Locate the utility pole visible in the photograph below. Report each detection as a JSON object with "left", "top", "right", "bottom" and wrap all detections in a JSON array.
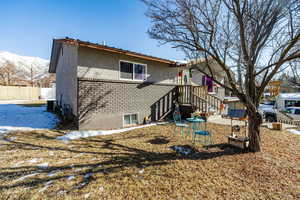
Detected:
[{"left": 30, "top": 66, "right": 33, "bottom": 86}]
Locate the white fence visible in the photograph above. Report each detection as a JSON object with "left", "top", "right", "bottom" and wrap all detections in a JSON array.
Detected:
[
  {"left": 41, "top": 87, "right": 56, "bottom": 100},
  {"left": 0, "top": 86, "right": 55, "bottom": 100}
]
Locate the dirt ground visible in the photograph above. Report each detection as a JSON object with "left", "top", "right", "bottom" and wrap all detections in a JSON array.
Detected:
[{"left": 0, "top": 123, "right": 299, "bottom": 200}]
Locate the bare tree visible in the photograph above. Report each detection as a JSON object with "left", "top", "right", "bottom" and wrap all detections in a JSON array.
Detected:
[
  {"left": 288, "top": 62, "right": 300, "bottom": 87},
  {"left": 0, "top": 61, "right": 21, "bottom": 85},
  {"left": 143, "top": 0, "right": 300, "bottom": 152}
]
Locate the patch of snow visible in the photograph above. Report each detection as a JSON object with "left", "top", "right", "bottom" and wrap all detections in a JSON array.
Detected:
[
  {"left": 37, "top": 162, "right": 49, "bottom": 169},
  {"left": 45, "top": 180, "right": 53, "bottom": 186},
  {"left": 14, "top": 173, "right": 38, "bottom": 182},
  {"left": 39, "top": 185, "right": 50, "bottom": 193},
  {"left": 84, "top": 173, "right": 93, "bottom": 179},
  {"left": 57, "top": 123, "right": 156, "bottom": 141},
  {"left": 157, "top": 121, "right": 170, "bottom": 125},
  {"left": 0, "top": 104, "right": 59, "bottom": 136},
  {"left": 84, "top": 193, "right": 90, "bottom": 199},
  {"left": 48, "top": 171, "right": 59, "bottom": 177},
  {"left": 288, "top": 129, "right": 300, "bottom": 135},
  {"left": 28, "top": 158, "right": 42, "bottom": 163},
  {"left": 0, "top": 100, "right": 41, "bottom": 105},
  {"left": 99, "top": 186, "right": 104, "bottom": 192},
  {"left": 138, "top": 169, "right": 144, "bottom": 174},
  {"left": 0, "top": 127, "right": 35, "bottom": 135},
  {"left": 67, "top": 175, "right": 75, "bottom": 180}
]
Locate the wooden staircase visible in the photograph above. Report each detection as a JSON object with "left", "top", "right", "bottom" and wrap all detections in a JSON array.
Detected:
[
  {"left": 150, "top": 85, "right": 223, "bottom": 121},
  {"left": 151, "top": 87, "right": 179, "bottom": 121},
  {"left": 178, "top": 85, "right": 223, "bottom": 114}
]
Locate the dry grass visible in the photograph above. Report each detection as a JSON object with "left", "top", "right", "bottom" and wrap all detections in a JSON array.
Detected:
[{"left": 0, "top": 123, "right": 299, "bottom": 200}]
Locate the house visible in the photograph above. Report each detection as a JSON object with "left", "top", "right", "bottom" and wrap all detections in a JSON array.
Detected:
[{"left": 49, "top": 38, "right": 229, "bottom": 130}]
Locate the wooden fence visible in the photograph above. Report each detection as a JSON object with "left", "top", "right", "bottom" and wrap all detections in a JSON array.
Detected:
[
  {"left": 277, "top": 111, "right": 300, "bottom": 128},
  {"left": 0, "top": 86, "right": 41, "bottom": 100}
]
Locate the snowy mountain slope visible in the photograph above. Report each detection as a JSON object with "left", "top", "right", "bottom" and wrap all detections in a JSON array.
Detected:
[{"left": 0, "top": 51, "right": 49, "bottom": 81}]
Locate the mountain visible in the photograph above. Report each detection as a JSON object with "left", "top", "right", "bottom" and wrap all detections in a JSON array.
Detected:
[{"left": 0, "top": 51, "right": 53, "bottom": 86}]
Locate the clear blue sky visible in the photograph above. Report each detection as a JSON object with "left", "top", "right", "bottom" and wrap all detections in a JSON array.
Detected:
[{"left": 0, "top": 0, "right": 184, "bottom": 61}]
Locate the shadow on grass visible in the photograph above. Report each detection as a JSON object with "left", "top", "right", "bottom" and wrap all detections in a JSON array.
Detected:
[
  {"left": 0, "top": 132, "right": 246, "bottom": 192},
  {"left": 147, "top": 136, "right": 170, "bottom": 144}
]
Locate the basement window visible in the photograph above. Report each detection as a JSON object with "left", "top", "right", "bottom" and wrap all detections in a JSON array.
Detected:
[
  {"left": 120, "top": 61, "right": 147, "bottom": 81},
  {"left": 123, "top": 114, "right": 138, "bottom": 126}
]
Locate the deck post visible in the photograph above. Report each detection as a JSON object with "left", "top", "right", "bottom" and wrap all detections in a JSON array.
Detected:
[{"left": 190, "top": 85, "right": 193, "bottom": 105}]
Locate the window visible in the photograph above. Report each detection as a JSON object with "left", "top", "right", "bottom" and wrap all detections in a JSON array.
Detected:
[
  {"left": 295, "top": 109, "right": 300, "bottom": 115},
  {"left": 123, "top": 114, "right": 138, "bottom": 126},
  {"left": 120, "top": 61, "right": 133, "bottom": 79},
  {"left": 120, "top": 61, "right": 147, "bottom": 81},
  {"left": 285, "top": 100, "right": 300, "bottom": 107},
  {"left": 134, "top": 64, "right": 146, "bottom": 80}
]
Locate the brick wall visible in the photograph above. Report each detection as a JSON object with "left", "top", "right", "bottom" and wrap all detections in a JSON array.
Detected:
[{"left": 78, "top": 78, "right": 177, "bottom": 130}]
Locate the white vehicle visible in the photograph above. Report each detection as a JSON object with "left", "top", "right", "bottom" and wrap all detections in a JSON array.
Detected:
[
  {"left": 276, "top": 93, "right": 300, "bottom": 110},
  {"left": 258, "top": 93, "right": 300, "bottom": 122},
  {"left": 284, "top": 107, "right": 300, "bottom": 120}
]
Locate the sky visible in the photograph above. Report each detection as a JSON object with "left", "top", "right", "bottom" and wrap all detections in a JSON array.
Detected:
[{"left": 0, "top": 0, "right": 185, "bottom": 61}]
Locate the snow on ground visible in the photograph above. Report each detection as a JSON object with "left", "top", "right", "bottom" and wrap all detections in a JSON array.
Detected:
[
  {"left": 67, "top": 175, "right": 75, "bottom": 180},
  {"left": 28, "top": 158, "right": 43, "bottom": 163},
  {"left": 57, "top": 123, "right": 156, "bottom": 141},
  {"left": 14, "top": 173, "right": 38, "bottom": 183},
  {"left": 0, "top": 100, "right": 44, "bottom": 104},
  {"left": 37, "top": 162, "right": 49, "bottom": 169},
  {"left": 288, "top": 129, "right": 300, "bottom": 135},
  {"left": 0, "top": 104, "right": 59, "bottom": 136}
]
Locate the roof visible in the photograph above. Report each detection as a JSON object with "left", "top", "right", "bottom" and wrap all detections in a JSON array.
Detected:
[{"left": 49, "top": 37, "right": 181, "bottom": 73}]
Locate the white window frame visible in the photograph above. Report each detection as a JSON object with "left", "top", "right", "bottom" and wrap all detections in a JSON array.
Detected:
[
  {"left": 119, "top": 60, "right": 147, "bottom": 81},
  {"left": 123, "top": 113, "right": 138, "bottom": 127}
]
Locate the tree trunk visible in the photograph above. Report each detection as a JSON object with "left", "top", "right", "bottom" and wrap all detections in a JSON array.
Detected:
[{"left": 248, "top": 111, "right": 262, "bottom": 152}]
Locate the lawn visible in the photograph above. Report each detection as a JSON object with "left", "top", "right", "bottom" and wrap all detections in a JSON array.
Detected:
[{"left": 0, "top": 123, "right": 299, "bottom": 200}]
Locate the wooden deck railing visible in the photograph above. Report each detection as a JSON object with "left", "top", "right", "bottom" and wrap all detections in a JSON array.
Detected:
[
  {"left": 151, "top": 87, "right": 179, "bottom": 121},
  {"left": 151, "top": 85, "right": 223, "bottom": 121},
  {"left": 192, "top": 93, "right": 208, "bottom": 112},
  {"left": 178, "top": 85, "right": 223, "bottom": 113},
  {"left": 178, "top": 85, "right": 192, "bottom": 104}
]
